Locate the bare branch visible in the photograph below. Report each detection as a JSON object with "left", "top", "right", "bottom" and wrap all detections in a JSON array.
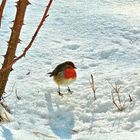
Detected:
[
  {"left": 0, "top": 0, "right": 30, "bottom": 98},
  {"left": 0, "top": 0, "right": 6, "bottom": 28},
  {"left": 12, "top": 0, "right": 53, "bottom": 64},
  {"left": 0, "top": 0, "right": 53, "bottom": 73}
]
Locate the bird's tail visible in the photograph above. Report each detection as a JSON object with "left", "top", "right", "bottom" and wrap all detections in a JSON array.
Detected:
[{"left": 48, "top": 72, "right": 53, "bottom": 77}]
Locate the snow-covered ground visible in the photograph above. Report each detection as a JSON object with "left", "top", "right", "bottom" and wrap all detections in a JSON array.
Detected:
[{"left": 0, "top": 0, "right": 140, "bottom": 139}]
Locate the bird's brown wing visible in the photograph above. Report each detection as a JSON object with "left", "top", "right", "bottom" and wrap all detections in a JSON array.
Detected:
[{"left": 48, "top": 63, "right": 64, "bottom": 77}]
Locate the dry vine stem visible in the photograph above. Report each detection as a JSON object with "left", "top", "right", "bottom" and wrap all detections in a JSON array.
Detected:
[
  {"left": 89, "top": 74, "right": 97, "bottom": 100},
  {"left": 0, "top": 0, "right": 6, "bottom": 27},
  {"left": 108, "top": 81, "right": 133, "bottom": 111}
]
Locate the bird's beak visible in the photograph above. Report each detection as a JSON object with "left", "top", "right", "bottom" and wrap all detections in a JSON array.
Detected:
[{"left": 74, "top": 66, "right": 77, "bottom": 69}]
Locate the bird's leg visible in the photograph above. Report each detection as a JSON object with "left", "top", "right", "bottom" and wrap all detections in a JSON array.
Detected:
[
  {"left": 58, "top": 86, "right": 63, "bottom": 96},
  {"left": 67, "top": 86, "right": 73, "bottom": 94}
]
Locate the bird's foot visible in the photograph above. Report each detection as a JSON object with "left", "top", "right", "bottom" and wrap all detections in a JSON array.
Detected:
[
  {"left": 67, "top": 87, "right": 73, "bottom": 94},
  {"left": 58, "top": 91, "right": 63, "bottom": 96}
]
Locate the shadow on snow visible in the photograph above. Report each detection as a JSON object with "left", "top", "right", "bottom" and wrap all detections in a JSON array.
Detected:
[
  {"left": 45, "top": 92, "right": 74, "bottom": 139},
  {"left": 1, "top": 126, "right": 13, "bottom": 140}
]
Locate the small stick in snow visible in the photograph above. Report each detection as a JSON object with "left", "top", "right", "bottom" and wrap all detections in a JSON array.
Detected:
[
  {"left": 89, "top": 74, "right": 97, "bottom": 100},
  {"left": 111, "top": 92, "right": 124, "bottom": 111},
  {"left": 15, "top": 89, "right": 21, "bottom": 100},
  {"left": 129, "top": 94, "right": 133, "bottom": 102},
  {"left": 72, "top": 129, "right": 79, "bottom": 134},
  {"left": 26, "top": 71, "right": 30, "bottom": 75},
  {"left": 33, "top": 131, "right": 57, "bottom": 139}
]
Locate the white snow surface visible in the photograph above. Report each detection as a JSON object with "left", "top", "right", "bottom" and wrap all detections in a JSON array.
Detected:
[{"left": 0, "top": 0, "right": 140, "bottom": 139}]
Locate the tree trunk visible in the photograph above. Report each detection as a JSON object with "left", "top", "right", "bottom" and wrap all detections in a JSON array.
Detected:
[{"left": 0, "top": 0, "right": 29, "bottom": 99}]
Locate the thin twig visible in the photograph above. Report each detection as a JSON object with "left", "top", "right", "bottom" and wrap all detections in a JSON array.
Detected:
[
  {"left": 129, "top": 94, "right": 133, "bottom": 102},
  {"left": 108, "top": 80, "right": 133, "bottom": 111},
  {"left": 3, "top": 111, "right": 10, "bottom": 121},
  {"left": 0, "top": 0, "right": 6, "bottom": 27},
  {"left": 33, "top": 131, "right": 57, "bottom": 139},
  {"left": 72, "top": 129, "right": 79, "bottom": 134},
  {"left": 108, "top": 80, "right": 124, "bottom": 111},
  {"left": 114, "top": 83, "right": 122, "bottom": 107},
  {"left": 1, "top": 102, "right": 11, "bottom": 113},
  {"left": 15, "top": 88, "right": 21, "bottom": 100},
  {"left": 0, "top": 103, "right": 10, "bottom": 122},
  {"left": 112, "top": 92, "right": 123, "bottom": 111},
  {"left": 89, "top": 74, "right": 97, "bottom": 100}
]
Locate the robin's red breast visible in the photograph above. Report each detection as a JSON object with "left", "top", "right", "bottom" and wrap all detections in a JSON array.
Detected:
[{"left": 48, "top": 61, "right": 77, "bottom": 96}]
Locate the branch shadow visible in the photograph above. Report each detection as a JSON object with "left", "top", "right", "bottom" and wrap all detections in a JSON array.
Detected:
[
  {"left": 45, "top": 92, "right": 74, "bottom": 139},
  {"left": 1, "top": 126, "right": 13, "bottom": 140}
]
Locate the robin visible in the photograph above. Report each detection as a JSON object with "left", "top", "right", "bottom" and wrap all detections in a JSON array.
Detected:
[{"left": 48, "top": 61, "right": 77, "bottom": 96}]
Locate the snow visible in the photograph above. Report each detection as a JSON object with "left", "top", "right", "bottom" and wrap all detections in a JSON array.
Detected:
[{"left": 0, "top": 0, "right": 140, "bottom": 139}]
